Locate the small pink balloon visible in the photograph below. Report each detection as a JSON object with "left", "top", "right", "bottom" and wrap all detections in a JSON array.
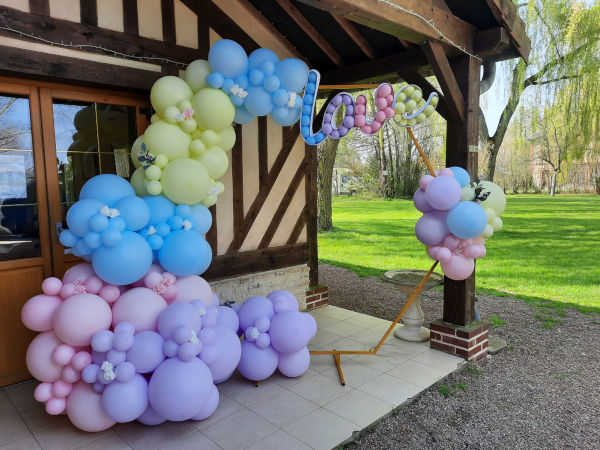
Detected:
[
  {"left": 356, "top": 95, "right": 366, "bottom": 105},
  {"left": 59, "top": 283, "right": 76, "bottom": 299},
  {"left": 376, "top": 97, "right": 387, "bottom": 110},
  {"left": 63, "top": 263, "right": 95, "bottom": 284},
  {"left": 437, "top": 247, "right": 453, "bottom": 263},
  {"left": 386, "top": 94, "right": 394, "bottom": 104},
  {"left": 112, "top": 287, "right": 167, "bottom": 332},
  {"left": 439, "top": 167, "right": 454, "bottom": 177},
  {"left": 53, "top": 294, "right": 112, "bottom": 347},
  {"left": 443, "top": 234, "right": 462, "bottom": 250},
  {"left": 34, "top": 382, "right": 53, "bottom": 402},
  {"left": 173, "top": 276, "right": 212, "bottom": 305},
  {"left": 71, "top": 351, "right": 92, "bottom": 371},
  {"left": 419, "top": 175, "right": 434, "bottom": 190},
  {"left": 21, "top": 294, "right": 62, "bottom": 332},
  {"left": 144, "top": 271, "right": 163, "bottom": 289},
  {"left": 374, "top": 111, "right": 386, "bottom": 123},
  {"left": 427, "top": 247, "right": 439, "bottom": 260},
  {"left": 99, "top": 285, "right": 120, "bottom": 303},
  {"left": 378, "top": 84, "right": 392, "bottom": 97},
  {"left": 361, "top": 125, "right": 372, "bottom": 134},
  {"left": 62, "top": 365, "right": 80, "bottom": 383},
  {"left": 472, "top": 237, "right": 485, "bottom": 246},
  {"left": 42, "top": 277, "right": 62, "bottom": 296},
  {"left": 371, "top": 121, "right": 382, "bottom": 132},
  {"left": 86, "top": 276, "right": 103, "bottom": 294},
  {"left": 354, "top": 115, "right": 366, "bottom": 127},
  {"left": 46, "top": 397, "right": 67, "bottom": 415},
  {"left": 52, "top": 344, "right": 75, "bottom": 366},
  {"left": 441, "top": 255, "right": 474, "bottom": 281},
  {"left": 26, "top": 331, "right": 64, "bottom": 382},
  {"left": 67, "top": 382, "right": 115, "bottom": 432},
  {"left": 384, "top": 107, "right": 395, "bottom": 118},
  {"left": 52, "top": 379, "right": 72, "bottom": 398},
  {"left": 465, "top": 244, "right": 486, "bottom": 259},
  {"left": 355, "top": 104, "right": 366, "bottom": 115},
  {"left": 163, "top": 285, "right": 177, "bottom": 302}
]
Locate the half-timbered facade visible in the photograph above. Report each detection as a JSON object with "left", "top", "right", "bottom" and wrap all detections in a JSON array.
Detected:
[{"left": 0, "top": 0, "right": 529, "bottom": 386}]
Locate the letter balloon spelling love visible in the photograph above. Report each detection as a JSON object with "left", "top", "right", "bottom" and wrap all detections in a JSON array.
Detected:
[{"left": 412, "top": 167, "right": 507, "bottom": 280}]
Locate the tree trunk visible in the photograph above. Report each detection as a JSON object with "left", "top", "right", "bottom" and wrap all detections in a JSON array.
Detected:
[
  {"left": 317, "top": 137, "right": 339, "bottom": 232},
  {"left": 550, "top": 170, "right": 559, "bottom": 196}
]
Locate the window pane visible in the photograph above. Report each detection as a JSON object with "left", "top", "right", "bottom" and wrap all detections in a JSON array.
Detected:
[{"left": 0, "top": 95, "right": 40, "bottom": 260}]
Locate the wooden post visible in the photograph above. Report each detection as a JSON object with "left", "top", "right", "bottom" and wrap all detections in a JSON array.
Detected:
[
  {"left": 443, "top": 55, "right": 481, "bottom": 326},
  {"left": 305, "top": 142, "right": 318, "bottom": 286}
]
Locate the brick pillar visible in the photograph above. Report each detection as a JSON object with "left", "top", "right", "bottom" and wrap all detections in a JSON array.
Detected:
[
  {"left": 305, "top": 286, "right": 328, "bottom": 310},
  {"left": 430, "top": 319, "right": 489, "bottom": 361}
]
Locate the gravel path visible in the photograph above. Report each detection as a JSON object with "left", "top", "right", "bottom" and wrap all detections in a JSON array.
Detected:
[{"left": 319, "top": 263, "right": 600, "bottom": 450}]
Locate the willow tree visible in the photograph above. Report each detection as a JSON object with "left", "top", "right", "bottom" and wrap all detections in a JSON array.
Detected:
[{"left": 481, "top": 0, "right": 600, "bottom": 181}]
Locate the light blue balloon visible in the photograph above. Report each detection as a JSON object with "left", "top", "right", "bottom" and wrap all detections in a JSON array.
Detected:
[
  {"left": 143, "top": 196, "right": 175, "bottom": 225},
  {"left": 158, "top": 230, "right": 211, "bottom": 276},
  {"left": 147, "top": 234, "right": 163, "bottom": 251},
  {"left": 222, "top": 78, "right": 235, "bottom": 94},
  {"left": 276, "top": 58, "right": 309, "bottom": 92},
  {"left": 450, "top": 166, "right": 471, "bottom": 188},
  {"left": 155, "top": 222, "right": 171, "bottom": 237},
  {"left": 196, "top": 238, "right": 213, "bottom": 275},
  {"left": 175, "top": 204, "right": 191, "bottom": 218},
  {"left": 190, "top": 204, "right": 212, "bottom": 235},
  {"left": 79, "top": 174, "right": 135, "bottom": 206},
  {"left": 446, "top": 201, "right": 488, "bottom": 239},
  {"left": 101, "top": 228, "right": 122, "bottom": 247},
  {"left": 89, "top": 213, "right": 109, "bottom": 232},
  {"left": 271, "top": 106, "right": 301, "bottom": 127},
  {"left": 59, "top": 229, "right": 78, "bottom": 247},
  {"left": 115, "top": 196, "right": 150, "bottom": 231},
  {"left": 234, "top": 105, "right": 255, "bottom": 125},
  {"left": 206, "top": 72, "right": 224, "bottom": 88},
  {"left": 245, "top": 86, "right": 274, "bottom": 116},
  {"left": 230, "top": 95, "right": 244, "bottom": 106},
  {"left": 249, "top": 69, "right": 264, "bottom": 86},
  {"left": 264, "top": 75, "right": 280, "bottom": 92},
  {"left": 66, "top": 198, "right": 104, "bottom": 237},
  {"left": 273, "top": 89, "right": 289, "bottom": 107},
  {"left": 92, "top": 231, "right": 152, "bottom": 285},
  {"left": 234, "top": 74, "right": 249, "bottom": 90},
  {"left": 248, "top": 48, "right": 279, "bottom": 71},
  {"left": 259, "top": 60, "right": 276, "bottom": 75},
  {"left": 208, "top": 39, "right": 248, "bottom": 78},
  {"left": 75, "top": 239, "right": 92, "bottom": 256},
  {"left": 84, "top": 231, "right": 101, "bottom": 249},
  {"left": 167, "top": 215, "right": 183, "bottom": 230}
]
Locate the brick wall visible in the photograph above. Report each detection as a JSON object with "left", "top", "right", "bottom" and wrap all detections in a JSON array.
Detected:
[
  {"left": 429, "top": 319, "right": 489, "bottom": 361},
  {"left": 305, "top": 285, "right": 329, "bottom": 310},
  {"left": 209, "top": 265, "right": 310, "bottom": 310}
]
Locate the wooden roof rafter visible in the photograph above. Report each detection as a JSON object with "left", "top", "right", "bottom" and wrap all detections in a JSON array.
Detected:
[{"left": 331, "top": 15, "right": 377, "bottom": 60}]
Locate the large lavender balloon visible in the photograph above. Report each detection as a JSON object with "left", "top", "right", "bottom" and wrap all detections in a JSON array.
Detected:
[
  {"left": 237, "top": 340, "right": 279, "bottom": 381},
  {"left": 206, "top": 325, "right": 241, "bottom": 383},
  {"left": 268, "top": 311, "right": 313, "bottom": 354},
  {"left": 424, "top": 175, "right": 461, "bottom": 210},
  {"left": 101, "top": 374, "right": 148, "bottom": 423},
  {"left": 415, "top": 211, "right": 449, "bottom": 246},
  {"left": 278, "top": 347, "right": 310, "bottom": 377},
  {"left": 237, "top": 296, "right": 274, "bottom": 332}
]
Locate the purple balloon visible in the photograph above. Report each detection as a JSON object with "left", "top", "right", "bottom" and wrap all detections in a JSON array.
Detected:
[
  {"left": 304, "top": 313, "right": 317, "bottom": 340},
  {"left": 238, "top": 296, "right": 275, "bottom": 332},
  {"left": 207, "top": 325, "right": 241, "bottom": 383},
  {"left": 278, "top": 347, "right": 310, "bottom": 378},
  {"left": 148, "top": 357, "right": 214, "bottom": 421},
  {"left": 216, "top": 306, "right": 239, "bottom": 333},
  {"left": 267, "top": 290, "right": 299, "bottom": 313},
  {"left": 424, "top": 175, "right": 462, "bottom": 211},
  {"left": 191, "top": 385, "right": 219, "bottom": 421},
  {"left": 157, "top": 302, "right": 202, "bottom": 340},
  {"left": 137, "top": 404, "right": 166, "bottom": 425},
  {"left": 237, "top": 340, "right": 278, "bottom": 381},
  {"left": 101, "top": 374, "right": 148, "bottom": 423},
  {"left": 415, "top": 211, "right": 449, "bottom": 246},
  {"left": 268, "top": 311, "right": 312, "bottom": 354},
  {"left": 413, "top": 188, "right": 435, "bottom": 213}
]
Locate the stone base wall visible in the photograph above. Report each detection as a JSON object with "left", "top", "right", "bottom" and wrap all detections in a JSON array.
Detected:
[
  {"left": 429, "top": 319, "right": 489, "bottom": 361},
  {"left": 209, "top": 265, "right": 310, "bottom": 310},
  {"left": 305, "top": 286, "right": 329, "bottom": 310}
]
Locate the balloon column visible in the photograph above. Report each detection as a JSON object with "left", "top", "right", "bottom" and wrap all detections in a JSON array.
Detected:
[{"left": 413, "top": 167, "right": 506, "bottom": 280}]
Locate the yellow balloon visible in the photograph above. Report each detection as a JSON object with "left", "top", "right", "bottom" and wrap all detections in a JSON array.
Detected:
[
  {"left": 478, "top": 181, "right": 506, "bottom": 216},
  {"left": 184, "top": 60, "right": 211, "bottom": 93},
  {"left": 190, "top": 139, "right": 206, "bottom": 156},
  {"left": 144, "top": 120, "right": 191, "bottom": 161},
  {"left": 461, "top": 185, "right": 475, "bottom": 201},
  {"left": 485, "top": 207, "right": 496, "bottom": 224},
  {"left": 130, "top": 167, "right": 148, "bottom": 197},
  {"left": 192, "top": 88, "right": 235, "bottom": 132},
  {"left": 492, "top": 216, "right": 503, "bottom": 232},
  {"left": 131, "top": 135, "right": 144, "bottom": 169},
  {"left": 201, "top": 194, "right": 218, "bottom": 207},
  {"left": 161, "top": 158, "right": 210, "bottom": 205},
  {"left": 197, "top": 146, "right": 229, "bottom": 179},
  {"left": 181, "top": 118, "right": 197, "bottom": 133},
  {"left": 219, "top": 126, "right": 236, "bottom": 151},
  {"left": 480, "top": 224, "right": 494, "bottom": 239},
  {"left": 150, "top": 76, "right": 193, "bottom": 116},
  {"left": 164, "top": 106, "right": 180, "bottom": 123}
]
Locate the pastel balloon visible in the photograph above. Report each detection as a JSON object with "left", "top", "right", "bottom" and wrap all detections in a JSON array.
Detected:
[
  {"left": 238, "top": 340, "right": 278, "bottom": 382},
  {"left": 449, "top": 166, "right": 471, "bottom": 187},
  {"left": 130, "top": 167, "right": 149, "bottom": 197},
  {"left": 219, "top": 126, "right": 236, "bottom": 151},
  {"left": 92, "top": 231, "right": 153, "bottom": 285},
  {"left": 447, "top": 201, "right": 488, "bottom": 239},
  {"left": 158, "top": 230, "right": 212, "bottom": 276},
  {"left": 191, "top": 384, "right": 219, "bottom": 420},
  {"left": 143, "top": 120, "right": 191, "bottom": 161},
  {"left": 248, "top": 48, "right": 279, "bottom": 71},
  {"left": 413, "top": 188, "right": 435, "bottom": 214},
  {"left": 53, "top": 294, "right": 112, "bottom": 346},
  {"left": 277, "top": 347, "right": 310, "bottom": 378},
  {"left": 197, "top": 146, "right": 229, "bottom": 179},
  {"left": 245, "top": 86, "right": 274, "bottom": 116},
  {"left": 157, "top": 302, "right": 202, "bottom": 340},
  {"left": 63, "top": 263, "right": 95, "bottom": 284},
  {"left": 115, "top": 196, "right": 150, "bottom": 231},
  {"left": 192, "top": 88, "right": 235, "bottom": 132},
  {"left": 267, "top": 290, "right": 299, "bottom": 312},
  {"left": 137, "top": 404, "right": 166, "bottom": 425},
  {"left": 424, "top": 175, "right": 462, "bottom": 211},
  {"left": 184, "top": 59, "right": 211, "bottom": 93},
  {"left": 102, "top": 374, "right": 149, "bottom": 423},
  {"left": 67, "top": 382, "right": 115, "bottom": 432},
  {"left": 268, "top": 311, "right": 312, "bottom": 354},
  {"left": 148, "top": 357, "right": 214, "bottom": 421},
  {"left": 209, "top": 39, "right": 248, "bottom": 78},
  {"left": 112, "top": 287, "right": 167, "bottom": 332},
  {"left": 126, "top": 331, "right": 165, "bottom": 373},
  {"left": 172, "top": 275, "right": 213, "bottom": 304},
  {"left": 66, "top": 198, "right": 104, "bottom": 237},
  {"left": 206, "top": 325, "right": 241, "bottom": 383},
  {"left": 238, "top": 296, "right": 275, "bottom": 332},
  {"left": 189, "top": 204, "right": 212, "bottom": 235},
  {"left": 276, "top": 58, "right": 309, "bottom": 92},
  {"left": 79, "top": 174, "right": 135, "bottom": 207},
  {"left": 21, "top": 294, "right": 62, "bottom": 332},
  {"left": 161, "top": 158, "right": 210, "bottom": 205},
  {"left": 477, "top": 181, "right": 506, "bottom": 216},
  {"left": 26, "top": 331, "right": 63, "bottom": 382},
  {"left": 150, "top": 76, "right": 193, "bottom": 116},
  {"left": 441, "top": 254, "right": 475, "bottom": 281},
  {"left": 216, "top": 305, "right": 239, "bottom": 333},
  {"left": 415, "top": 211, "right": 449, "bottom": 246}
]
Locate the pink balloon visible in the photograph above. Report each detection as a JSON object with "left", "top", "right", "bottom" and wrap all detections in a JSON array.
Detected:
[
  {"left": 378, "top": 84, "right": 392, "bottom": 97},
  {"left": 443, "top": 234, "right": 462, "bottom": 250},
  {"left": 384, "top": 106, "right": 395, "bottom": 118},
  {"left": 465, "top": 244, "right": 486, "bottom": 259},
  {"left": 355, "top": 104, "right": 366, "bottom": 115},
  {"left": 52, "top": 380, "right": 72, "bottom": 398},
  {"left": 46, "top": 397, "right": 66, "bottom": 415},
  {"left": 21, "top": 294, "right": 62, "bottom": 332},
  {"left": 42, "top": 277, "right": 62, "bottom": 296},
  {"left": 67, "top": 382, "right": 116, "bottom": 432},
  {"left": 371, "top": 121, "right": 382, "bottom": 132},
  {"left": 26, "top": 331, "right": 64, "bottom": 382},
  {"left": 356, "top": 95, "right": 366, "bottom": 105},
  {"left": 85, "top": 276, "right": 103, "bottom": 294},
  {"left": 34, "top": 382, "right": 53, "bottom": 402},
  {"left": 439, "top": 167, "right": 454, "bottom": 177},
  {"left": 53, "top": 294, "right": 112, "bottom": 346},
  {"left": 98, "top": 285, "right": 120, "bottom": 303},
  {"left": 419, "top": 175, "right": 434, "bottom": 190},
  {"left": 374, "top": 111, "right": 386, "bottom": 123},
  {"left": 173, "top": 276, "right": 212, "bottom": 305},
  {"left": 62, "top": 365, "right": 80, "bottom": 383},
  {"left": 59, "top": 283, "right": 76, "bottom": 299},
  {"left": 52, "top": 344, "right": 75, "bottom": 366},
  {"left": 62, "top": 263, "right": 95, "bottom": 284},
  {"left": 376, "top": 97, "right": 387, "bottom": 110},
  {"left": 437, "top": 247, "right": 453, "bottom": 263},
  {"left": 71, "top": 351, "right": 92, "bottom": 371},
  {"left": 441, "top": 255, "right": 474, "bottom": 280},
  {"left": 354, "top": 115, "right": 366, "bottom": 127},
  {"left": 112, "top": 287, "right": 167, "bottom": 332}
]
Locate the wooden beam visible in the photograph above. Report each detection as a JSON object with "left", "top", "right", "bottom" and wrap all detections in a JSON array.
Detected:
[
  {"left": 287, "top": 210, "right": 306, "bottom": 245},
  {"left": 397, "top": 37, "right": 417, "bottom": 50},
  {"left": 275, "top": 0, "right": 345, "bottom": 67},
  {"left": 422, "top": 40, "right": 465, "bottom": 122},
  {"left": 296, "top": 0, "right": 476, "bottom": 55},
  {"left": 321, "top": 49, "right": 428, "bottom": 85},
  {"left": 331, "top": 15, "right": 377, "bottom": 60},
  {"left": 204, "top": 244, "right": 309, "bottom": 281},
  {"left": 122, "top": 0, "right": 139, "bottom": 35},
  {"left": 305, "top": 142, "right": 318, "bottom": 286},
  {"left": 258, "top": 116, "right": 268, "bottom": 187},
  {"left": 485, "top": 0, "right": 530, "bottom": 62},
  {"left": 206, "top": 205, "right": 217, "bottom": 255},
  {"left": 231, "top": 124, "right": 244, "bottom": 244},
  {"left": 80, "top": 0, "right": 98, "bottom": 27},
  {"left": 161, "top": 0, "right": 176, "bottom": 44},
  {"left": 397, "top": 70, "right": 449, "bottom": 121},
  {"left": 28, "top": 0, "right": 49, "bottom": 15},
  {"left": 474, "top": 27, "right": 510, "bottom": 59}
]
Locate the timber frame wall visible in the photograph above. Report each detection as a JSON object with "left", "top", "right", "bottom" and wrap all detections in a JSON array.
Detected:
[{"left": 0, "top": 0, "right": 318, "bottom": 285}]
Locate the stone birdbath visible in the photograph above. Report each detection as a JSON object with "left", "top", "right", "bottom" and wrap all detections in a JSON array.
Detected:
[{"left": 382, "top": 269, "right": 444, "bottom": 342}]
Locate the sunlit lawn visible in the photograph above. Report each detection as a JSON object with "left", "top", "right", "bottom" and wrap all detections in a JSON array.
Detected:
[{"left": 318, "top": 195, "right": 600, "bottom": 311}]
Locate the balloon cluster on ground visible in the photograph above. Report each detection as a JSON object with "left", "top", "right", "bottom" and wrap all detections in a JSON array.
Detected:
[
  {"left": 22, "top": 262, "right": 313, "bottom": 431},
  {"left": 205, "top": 40, "right": 309, "bottom": 127},
  {"left": 413, "top": 167, "right": 506, "bottom": 280}
]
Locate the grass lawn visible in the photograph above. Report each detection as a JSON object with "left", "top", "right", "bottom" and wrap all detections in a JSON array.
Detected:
[{"left": 318, "top": 194, "right": 600, "bottom": 311}]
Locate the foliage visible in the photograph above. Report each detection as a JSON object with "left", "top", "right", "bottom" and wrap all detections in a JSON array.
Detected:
[
  {"left": 488, "top": 315, "right": 507, "bottom": 329},
  {"left": 318, "top": 195, "right": 600, "bottom": 309}
]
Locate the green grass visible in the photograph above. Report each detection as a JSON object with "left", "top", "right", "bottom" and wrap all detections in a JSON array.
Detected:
[
  {"left": 488, "top": 315, "right": 507, "bottom": 328},
  {"left": 318, "top": 195, "right": 600, "bottom": 310}
]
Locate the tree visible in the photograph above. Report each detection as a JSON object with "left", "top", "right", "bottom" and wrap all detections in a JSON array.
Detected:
[
  {"left": 317, "top": 136, "right": 340, "bottom": 231},
  {"left": 480, "top": 0, "right": 600, "bottom": 181},
  {"left": 535, "top": 116, "right": 567, "bottom": 196}
]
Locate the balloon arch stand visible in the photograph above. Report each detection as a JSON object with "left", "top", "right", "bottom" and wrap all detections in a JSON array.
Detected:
[{"left": 21, "top": 39, "right": 506, "bottom": 431}]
